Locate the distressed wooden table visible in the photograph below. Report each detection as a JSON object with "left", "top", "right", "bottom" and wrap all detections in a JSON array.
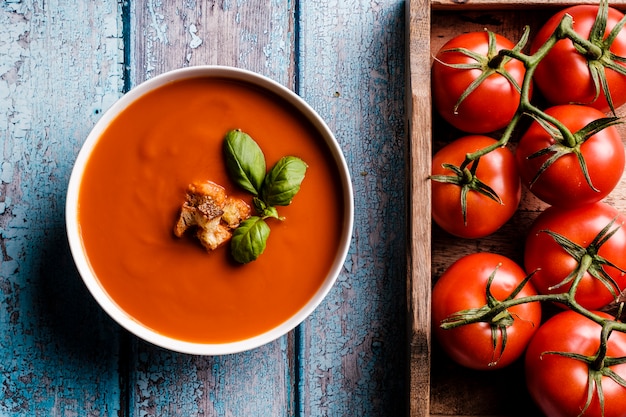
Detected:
[{"left": 0, "top": 0, "right": 407, "bottom": 415}]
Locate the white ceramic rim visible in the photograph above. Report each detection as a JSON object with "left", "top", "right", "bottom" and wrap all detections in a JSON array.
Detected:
[{"left": 65, "top": 66, "right": 354, "bottom": 355}]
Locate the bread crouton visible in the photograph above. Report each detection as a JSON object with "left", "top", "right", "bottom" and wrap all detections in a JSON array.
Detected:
[
  {"left": 194, "top": 217, "right": 233, "bottom": 251},
  {"left": 174, "top": 180, "right": 251, "bottom": 251},
  {"left": 174, "top": 181, "right": 226, "bottom": 237},
  {"left": 222, "top": 196, "right": 252, "bottom": 228}
]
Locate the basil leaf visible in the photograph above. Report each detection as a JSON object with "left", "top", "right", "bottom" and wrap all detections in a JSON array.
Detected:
[
  {"left": 252, "top": 197, "right": 282, "bottom": 220},
  {"left": 230, "top": 216, "right": 270, "bottom": 264},
  {"left": 261, "top": 156, "right": 308, "bottom": 206},
  {"left": 223, "top": 129, "right": 266, "bottom": 195},
  {"left": 261, "top": 205, "right": 281, "bottom": 220},
  {"left": 252, "top": 196, "right": 267, "bottom": 214}
]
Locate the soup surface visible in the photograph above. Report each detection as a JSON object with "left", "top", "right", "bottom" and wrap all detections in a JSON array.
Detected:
[{"left": 78, "top": 77, "right": 346, "bottom": 343}]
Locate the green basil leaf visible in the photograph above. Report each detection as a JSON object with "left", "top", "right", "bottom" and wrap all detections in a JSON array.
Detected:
[
  {"left": 261, "top": 205, "right": 281, "bottom": 220},
  {"left": 223, "top": 129, "right": 266, "bottom": 195},
  {"left": 230, "top": 216, "right": 270, "bottom": 264},
  {"left": 252, "top": 196, "right": 267, "bottom": 214},
  {"left": 252, "top": 197, "right": 281, "bottom": 220},
  {"left": 261, "top": 156, "right": 308, "bottom": 206}
]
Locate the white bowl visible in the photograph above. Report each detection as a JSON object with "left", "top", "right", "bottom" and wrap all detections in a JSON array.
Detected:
[{"left": 66, "top": 66, "right": 354, "bottom": 355}]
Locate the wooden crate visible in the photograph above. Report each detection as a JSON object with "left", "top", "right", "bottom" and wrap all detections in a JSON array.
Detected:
[{"left": 406, "top": 1, "right": 626, "bottom": 416}]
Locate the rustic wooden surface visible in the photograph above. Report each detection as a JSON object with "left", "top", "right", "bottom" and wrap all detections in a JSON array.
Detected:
[
  {"left": 1, "top": 0, "right": 406, "bottom": 416},
  {"left": 408, "top": 1, "right": 626, "bottom": 416},
  {"left": 432, "top": 0, "right": 626, "bottom": 10},
  {"left": 406, "top": 0, "right": 433, "bottom": 416}
]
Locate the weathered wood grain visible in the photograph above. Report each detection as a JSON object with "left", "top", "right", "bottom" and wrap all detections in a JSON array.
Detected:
[
  {"left": 125, "top": 1, "right": 298, "bottom": 416},
  {"left": 128, "top": 339, "right": 294, "bottom": 416},
  {"left": 432, "top": 0, "right": 626, "bottom": 11},
  {"left": 407, "top": 0, "right": 433, "bottom": 415},
  {"left": 297, "top": 1, "right": 407, "bottom": 416},
  {"left": 0, "top": 0, "right": 124, "bottom": 415},
  {"left": 126, "top": 0, "right": 411, "bottom": 415},
  {"left": 128, "top": 0, "right": 295, "bottom": 85}
]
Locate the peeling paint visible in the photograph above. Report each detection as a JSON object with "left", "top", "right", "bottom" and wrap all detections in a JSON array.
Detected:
[
  {"left": 1, "top": 161, "right": 13, "bottom": 183},
  {"left": 1, "top": 0, "right": 124, "bottom": 414},
  {"left": 188, "top": 23, "right": 202, "bottom": 49},
  {"left": 147, "top": 0, "right": 168, "bottom": 44},
  {"left": 297, "top": 1, "right": 407, "bottom": 416},
  {"left": 2, "top": 0, "right": 409, "bottom": 415}
]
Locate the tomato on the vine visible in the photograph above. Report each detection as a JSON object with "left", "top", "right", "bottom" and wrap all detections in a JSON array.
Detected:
[
  {"left": 432, "top": 252, "right": 541, "bottom": 370},
  {"left": 525, "top": 310, "right": 626, "bottom": 417},
  {"left": 515, "top": 104, "right": 624, "bottom": 207},
  {"left": 530, "top": 3, "right": 626, "bottom": 113},
  {"left": 432, "top": 31, "right": 528, "bottom": 133},
  {"left": 431, "top": 135, "right": 521, "bottom": 238},
  {"left": 524, "top": 202, "right": 626, "bottom": 311}
]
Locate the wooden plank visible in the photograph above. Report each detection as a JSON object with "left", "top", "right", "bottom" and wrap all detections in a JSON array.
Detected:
[
  {"left": 296, "top": 1, "right": 408, "bottom": 416},
  {"left": 125, "top": 1, "right": 297, "bottom": 416},
  {"left": 0, "top": 0, "right": 124, "bottom": 415},
  {"left": 128, "top": 0, "right": 295, "bottom": 86},
  {"left": 128, "top": 339, "right": 294, "bottom": 416},
  {"left": 432, "top": 0, "right": 626, "bottom": 11},
  {"left": 407, "top": 0, "right": 433, "bottom": 415}
]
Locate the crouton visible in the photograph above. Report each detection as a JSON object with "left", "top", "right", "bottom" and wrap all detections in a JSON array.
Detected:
[
  {"left": 174, "top": 180, "right": 251, "bottom": 251},
  {"left": 222, "top": 196, "right": 253, "bottom": 228}
]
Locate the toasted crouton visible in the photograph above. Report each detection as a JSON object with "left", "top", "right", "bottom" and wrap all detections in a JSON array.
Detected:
[
  {"left": 222, "top": 196, "right": 252, "bottom": 228},
  {"left": 195, "top": 217, "right": 233, "bottom": 251},
  {"left": 174, "top": 180, "right": 251, "bottom": 251},
  {"left": 174, "top": 181, "right": 226, "bottom": 238}
]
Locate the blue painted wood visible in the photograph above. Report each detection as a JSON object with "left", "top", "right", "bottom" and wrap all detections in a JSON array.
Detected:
[
  {"left": 125, "top": 1, "right": 299, "bottom": 416},
  {"left": 1, "top": 0, "right": 409, "bottom": 415},
  {"left": 296, "top": 1, "right": 407, "bottom": 415},
  {"left": 0, "top": 0, "right": 124, "bottom": 415},
  {"left": 129, "top": 339, "right": 295, "bottom": 416}
]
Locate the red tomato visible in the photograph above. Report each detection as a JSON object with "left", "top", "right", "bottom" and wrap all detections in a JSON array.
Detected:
[
  {"left": 432, "top": 252, "right": 541, "bottom": 370},
  {"left": 431, "top": 135, "right": 521, "bottom": 238},
  {"left": 531, "top": 4, "right": 626, "bottom": 112},
  {"left": 524, "top": 202, "right": 626, "bottom": 310},
  {"left": 515, "top": 105, "right": 624, "bottom": 207},
  {"left": 525, "top": 310, "right": 626, "bottom": 417},
  {"left": 432, "top": 31, "right": 527, "bottom": 133}
]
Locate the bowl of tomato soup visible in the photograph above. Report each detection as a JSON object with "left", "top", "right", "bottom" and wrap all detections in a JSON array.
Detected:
[{"left": 66, "top": 66, "right": 353, "bottom": 355}]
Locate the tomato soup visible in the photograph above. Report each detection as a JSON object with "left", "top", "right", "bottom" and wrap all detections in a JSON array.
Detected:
[{"left": 77, "top": 77, "right": 346, "bottom": 343}]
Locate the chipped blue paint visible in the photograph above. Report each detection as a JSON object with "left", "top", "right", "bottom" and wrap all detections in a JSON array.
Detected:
[
  {"left": 2, "top": 0, "right": 409, "bottom": 415},
  {"left": 297, "top": 1, "right": 407, "bottom": 416},
  {"left": 125, "top": 2, "right": 300, "bottom": 417},
  {"left": 147, "top": 0, "right": 169, "bottom": 44},
  {"left": 0, "top": 0, "right": 124, "bottom": 415},
  {"left": 129, "top": 338, "right": 295, "bottom": 417}
]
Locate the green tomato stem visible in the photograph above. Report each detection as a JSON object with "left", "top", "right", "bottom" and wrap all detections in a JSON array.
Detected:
[{"left": 461, "top": 13, "right": 580, "bottom": 169}]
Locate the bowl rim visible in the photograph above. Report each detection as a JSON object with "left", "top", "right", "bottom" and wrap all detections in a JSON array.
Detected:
[{"left": 65, "top": 65, "right": 354, "bottom": 355}]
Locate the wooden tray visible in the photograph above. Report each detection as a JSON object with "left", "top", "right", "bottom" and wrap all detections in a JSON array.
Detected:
[{"left": 406, "top": 1, "right": 626, "bottom": 416}]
